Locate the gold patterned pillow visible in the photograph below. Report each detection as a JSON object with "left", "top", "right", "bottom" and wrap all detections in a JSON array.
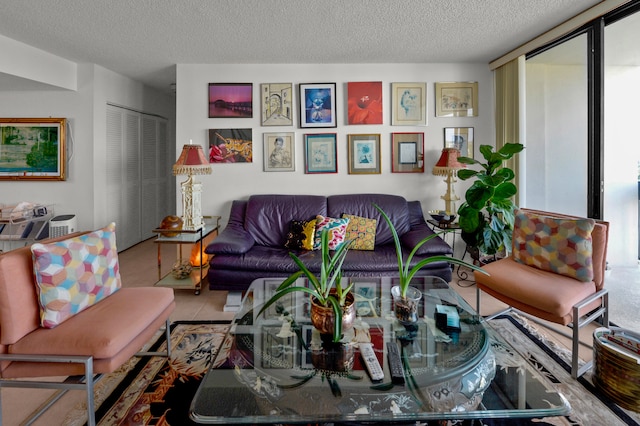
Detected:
[
  {"left": 284, "top": 219, "right": 316, "bottom": 251},
  {"left": 342, "top": 214, "right": 377, "bottom": 250}
]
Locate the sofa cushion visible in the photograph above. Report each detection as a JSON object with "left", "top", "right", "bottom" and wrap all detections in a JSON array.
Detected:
[
  {"left": 342, "top": 214, "right": 376, "bottom": 250},
  {"left": 512, "top": 210, "right": 595, "bottom": 282},
  {"left": 327, "top": 194, "right": 410, "bottom": 246},
  {"left": 245, "top": 195, "right": 327, "bottom": 248},
  {"left": 284, "top": 219, "right": 316, "bottom": 251},
  {"left": 314, "top": 215, "right": 350, "bottom": 250},
  {"left": 31, "top": 223, "right": 121, "bottom": 328}
]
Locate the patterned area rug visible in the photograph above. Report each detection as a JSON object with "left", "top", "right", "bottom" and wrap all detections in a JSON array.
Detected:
[{"left": 64, "top": 317, "right": 639, "bottom": 426}]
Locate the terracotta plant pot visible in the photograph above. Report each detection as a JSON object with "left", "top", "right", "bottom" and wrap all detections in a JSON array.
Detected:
[
  {"left": 391, "top": 285, "right": 422, "bottom": 323},
  {"left": 310, "top": 292, "right": 356, "bottom": 338}
]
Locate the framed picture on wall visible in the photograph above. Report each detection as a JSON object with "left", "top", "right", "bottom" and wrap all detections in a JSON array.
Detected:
[
  {"left": 435, "top": 82, "right": 478, "bottom": 117},
  {"left": 261, "top": 83, "right": 293, "bottom": 126},
  {"left": 0, "top": 118, "right": 67, "bottom": 181},
  {"left": 299, "top": 83, "right": 337, "bottom": 128},
  {"left": 208, "top": 128, "right": 253, "bottom": 163},
  {"left": 391, "top": 132, "right": 424, "bottom": 173},
  {"left": 263, "top": 132, "right": 295, "bottom": 172},
  {"left": 347, "top": 134, "right": 381, "bottom": 174},
  {"left": 304, "top": 133, "right": 337, "bottom": 174},
  {"left": 444, "top": 127, "right": 474, "bottom": 158},
  {"left": 391, "top": 83, "right": 427, "bottom": 125},
  {"left": 347, "top": 81, "right": 383, "bottom": 125},
  {"left": 208, "top": 83, "right": 253, "bottom": 118}
]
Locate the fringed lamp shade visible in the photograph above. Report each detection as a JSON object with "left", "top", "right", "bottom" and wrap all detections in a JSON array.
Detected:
[
  {"left": 173, "top": 143, "right": 212, "bottom": 231},
  {"left": 432, "top": 148, "right": 465, "bottom": 214}
]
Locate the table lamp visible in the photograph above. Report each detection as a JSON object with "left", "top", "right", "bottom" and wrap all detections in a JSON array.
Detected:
[
  {"left": 432, "top": 148, "right": 465, "bottom": 214},
  {"left": 173, "top": 141, "right": 212, "bottom": 230}
]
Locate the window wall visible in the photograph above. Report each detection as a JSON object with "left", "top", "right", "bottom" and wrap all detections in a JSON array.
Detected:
[{"left": 524, "top": 2, "right": 640, "bottom": 267}]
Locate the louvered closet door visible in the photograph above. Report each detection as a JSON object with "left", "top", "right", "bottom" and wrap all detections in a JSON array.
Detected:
[
  {"left": 106, "top": 105, "right": 141, "bottom": 251},
  {"left": 141, "top": 115, "right": 170, "bottom": 239}
]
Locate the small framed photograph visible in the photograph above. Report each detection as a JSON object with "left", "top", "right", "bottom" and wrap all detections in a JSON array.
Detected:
[
  {"left": 208, "top": 128, "right": 253, "bottom": 163},
  {"left": 347, "top": 81, "right": 383, "bottom": 124},
  {"left": 261, "top": 279, "right": 295, "bottom": 320},
  {"left": 263, "top": 132, "right": 295, "bottom": 172},
  {"left": 304, "top": 133, "right": 337, "bottom": 174},
  {"left": 352, "top": 279, "right": 382, "bottom": 318},
  {"left": 348, "top": 134, "right": 381, "bottom": 174},
  {"left": 261, "top": 83, "right": 293, "bottom": 126},
  {"left": 0, "top": 118, "right": 67, "bottom": 180},
  {"left": 391, "top": 83, "right": 427, "bottom": 125},
  {"left": 435, "top": 82, "right": 478, "bottom": 117},
  {"left": 392, "top": 132, "right": 424, "bottom": 173},
  {"left": 444, "top": 127, "right": 474, "bottom": 158},
  {"left": 208, "top": 83, "right": 253, "bottom": 118},
  {"left": 299, "top": 83, "right": 337, "bottom": 128}
]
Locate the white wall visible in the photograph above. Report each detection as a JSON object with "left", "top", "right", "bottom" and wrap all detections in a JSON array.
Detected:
[
  {"left": 0, "top": 63, "right": 175, "bottom": 234},
  {"left": 176, "top": 63, "right": 494, "bottom": 227}
]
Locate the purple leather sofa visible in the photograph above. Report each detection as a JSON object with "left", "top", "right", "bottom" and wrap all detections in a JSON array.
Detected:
[{"left": 205, "top": 194, "right": 453, "bottom": 291}]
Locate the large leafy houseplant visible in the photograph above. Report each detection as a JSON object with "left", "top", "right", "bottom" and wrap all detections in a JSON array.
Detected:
[
  {"left": 373, "top": 204, "right": 487, "bottom": 320},
  {"left": 258, "top": 229, "right": 354, "bottom": 342},
  {"left": 457, "top": 143, "right": 524, "bottom": 257}
]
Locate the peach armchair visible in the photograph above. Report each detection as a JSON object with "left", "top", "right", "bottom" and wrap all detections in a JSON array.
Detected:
[
  {"left": 0, "top": 227, "right": 175, "bottom": 426},
  {"left": 475, "top": 208, "right": 609, "bottom": 378}
]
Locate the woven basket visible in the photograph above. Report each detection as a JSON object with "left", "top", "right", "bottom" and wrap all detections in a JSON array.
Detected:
[{"left": 593, "top": 327, "right": 640, "bottom": 412}]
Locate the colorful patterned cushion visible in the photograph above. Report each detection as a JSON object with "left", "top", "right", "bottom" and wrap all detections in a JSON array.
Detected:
[
  {"left": 342, "top": 214, "right": 377, "bottom": 250},
  {"left": 31, "top": 223, "right": 122, "bottom": 328},
  {"left": 512, "top": 211, "right": 595, "bottom": 282},
  {"left": 284, "top": 219, "right": 316, "bottom": 251},
  {"left": 313, "top": 215, "right": 350, "bottom": 250}
]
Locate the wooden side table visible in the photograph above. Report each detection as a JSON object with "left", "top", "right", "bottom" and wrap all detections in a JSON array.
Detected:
[{"left": 153, "top": 216, "right": 220, "bottom": 295}]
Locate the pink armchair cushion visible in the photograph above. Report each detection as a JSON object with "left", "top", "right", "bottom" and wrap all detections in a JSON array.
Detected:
[
  {"left": 31, "top": 223, "right": 122, "bottom": 328},
  {"left": 512, "top": 210, "right": 595, "bottom": 282}
]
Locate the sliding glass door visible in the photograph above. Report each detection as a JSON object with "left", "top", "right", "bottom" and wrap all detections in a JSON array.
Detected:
[
  {"left": 604, "top": 11, "right": 640, "bottom": 265},
  {"left": 525, "top": 35, "right": 589, "bottom": 217}
]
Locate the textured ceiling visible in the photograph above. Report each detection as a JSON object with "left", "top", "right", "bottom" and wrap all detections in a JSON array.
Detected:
[{"left": 0, "top": 0, "right": 605, "bottom": 92}]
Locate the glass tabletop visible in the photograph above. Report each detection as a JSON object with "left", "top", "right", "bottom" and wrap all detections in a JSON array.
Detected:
[{"left": 190, "top": 276, "right": 570, "bottom": 424}]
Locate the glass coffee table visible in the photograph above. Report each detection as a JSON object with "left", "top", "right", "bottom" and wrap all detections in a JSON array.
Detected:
[{"left": 190, "top": 276, "right": 570, "bottom": 424}]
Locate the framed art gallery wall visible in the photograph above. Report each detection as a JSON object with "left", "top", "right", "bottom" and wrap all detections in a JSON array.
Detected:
[{"left": 176, "top": 62, "right": 493, "bottom": 228}]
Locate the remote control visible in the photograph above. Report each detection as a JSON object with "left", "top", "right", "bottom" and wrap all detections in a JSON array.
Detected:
[
  {"left": 387, "top": 341, "right": 405, "bottom": 384},
  {"left": 359, "top": 343, "right": 384, "bottom": 381}
]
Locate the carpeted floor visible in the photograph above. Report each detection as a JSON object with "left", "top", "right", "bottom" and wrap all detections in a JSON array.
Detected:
[{"left": 65, "top": 316, "right": 640, "bottom": 426}]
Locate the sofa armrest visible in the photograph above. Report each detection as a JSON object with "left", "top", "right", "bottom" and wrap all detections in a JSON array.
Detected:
[
  {"left": 401, "top": 222, "right": 453, "bottom": 256},
  {"left": 205, "top": 200, "right": 255, "bottom": 255},
  {"left": 205, "top": 226, "right": 255, "bottom": 254}
]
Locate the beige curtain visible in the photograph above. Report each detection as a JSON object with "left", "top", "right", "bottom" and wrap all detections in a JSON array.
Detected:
[{"left": 494, "top": 57, "right": 521, "bottom": 192}]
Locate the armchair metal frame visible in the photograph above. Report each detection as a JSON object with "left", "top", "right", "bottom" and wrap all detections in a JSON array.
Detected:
[
  {"left": 478, "top": 288, "right": 608, "bottom": 378},
  {"left": 0, "top": 319, "right": 172, "bottom": 426}
]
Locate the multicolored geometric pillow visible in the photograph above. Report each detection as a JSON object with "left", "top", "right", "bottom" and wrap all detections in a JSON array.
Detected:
[
  {"left": 342, "top": 214, "right": 377, "bottom": 250},
  {"left": 31, "top": 223, "right": 122, "bottom": 328},
  {"left": 284, "top": 219, "right": 316, "bottom": 251},
  {"left": 313, "top": 215, "right": 350, "bottom": 250},
  {"left": 512, "top": 211, "right": 595, "bottom": 282}
]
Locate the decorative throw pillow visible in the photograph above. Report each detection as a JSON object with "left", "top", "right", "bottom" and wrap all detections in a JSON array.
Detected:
[
  {"left": 284, "top": 219, "right": 316, "bottom": 251},
  {"left": 31, "top": 222, "right": 122, "bottom": 328},
  {"left": 313, "top": 215, "right": 350, "bottom": 250},
  {"left": 342, "top": 214, "right": 377, "bottom": 251},
  {"left": 512, "top": 211, "right": 595, "bottom": 282}
]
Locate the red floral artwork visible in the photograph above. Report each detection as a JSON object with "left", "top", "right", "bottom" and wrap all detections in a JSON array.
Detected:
[{"left": 347, "top": 82, "right": 383, "bottom": 125}]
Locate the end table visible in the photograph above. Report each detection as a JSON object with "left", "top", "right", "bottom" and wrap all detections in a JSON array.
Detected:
[{"left": 153, "top": 216, "right": 220, "bottom": 295}]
